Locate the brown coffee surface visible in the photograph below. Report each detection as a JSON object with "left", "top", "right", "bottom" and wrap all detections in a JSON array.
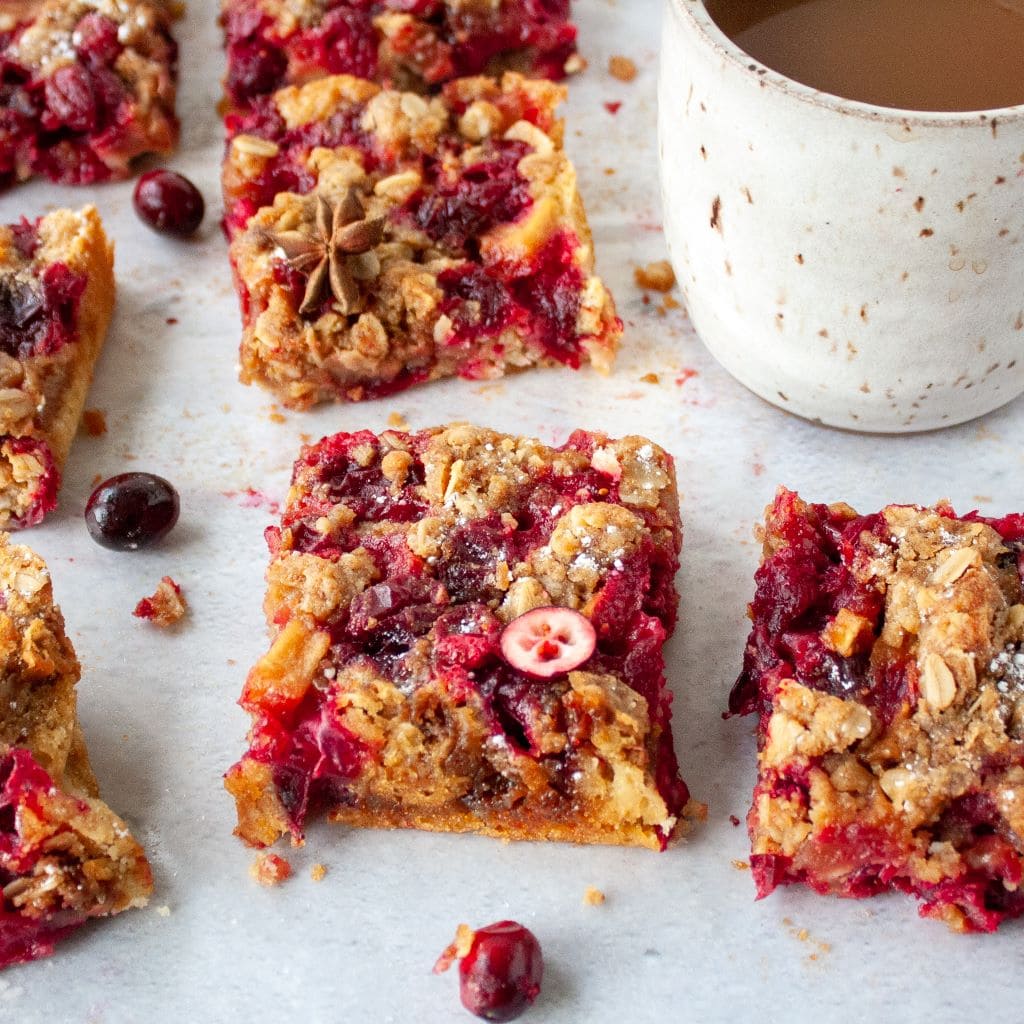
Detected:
[{"left": 706, "top": 0, "right": 1024, "bottom": 111}]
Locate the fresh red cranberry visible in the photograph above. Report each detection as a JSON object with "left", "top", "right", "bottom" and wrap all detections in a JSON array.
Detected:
[
  {"left": 436, "top": 921, "right": 543, "bottom": 1022},
  {"left": 85, "top": 473, "right": 179, "bottom": 551},
  {"left": 133, "top": 170, "right": 205, "bottom": 237}
]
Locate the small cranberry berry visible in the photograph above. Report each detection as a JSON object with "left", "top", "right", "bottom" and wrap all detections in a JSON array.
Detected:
[
  {"left": 133, "top": 170, "right": 205, "bottom": 237},
  {"left": 500, "top": 607, "right": 596, "bottom": 678},
  {"left": 435, "top": 921, "right": 543, "bottom": 1022},
  {"left": 85, "top": 473, "right": 179, "bottom": 551}
]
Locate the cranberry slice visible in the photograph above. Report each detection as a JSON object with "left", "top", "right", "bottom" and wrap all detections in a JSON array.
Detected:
[
  {"left": 500, "top": 607, "right": 596, "bottom": 678},
  {"left": 436, "top": 921, "right": 544, "bottom": 1022},
  {"left": 133, "top": 170, "right": 205, "bottom": 237}
]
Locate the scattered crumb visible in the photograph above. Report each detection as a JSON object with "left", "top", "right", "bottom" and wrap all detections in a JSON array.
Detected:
[
  {"left": 663, "top": 294, "right": 681, "bottom": 310},
  {"left": 227, "top": 658, "right": 237, "bottom": 666},
  {"left": 310, "top": 863, "right": 327, "bottom": 882},
  {"left": 166, "top": 317, "right": 178, "bottom": 325},
  {"left": 268, "top": 404, "right": 287, "bottom": 424},
  {"left": 81, "top": 408, "right": 107, "bottom": 437},
  {"left": 634, "top": 260, "right": 676, "bottom": 292},
  {"left": 608, "top": 55, "right": 637, "bottom": 82},
  {"left": 250, "top": 852, "right": 292, "bottom": 887},
  {"left": 434, "top": 924, "right": 476, "bottom": 974},
  {"left": 583, "top": 886, "right": 606, "bottom": 906},
  {"left": 564, "top": 53, "right": 587, "bottom": 75},
  {"left": 155, "top": 905, "right": 171, "bottom": 917},
  {"left": 640, "top": 372, "right": 660, "bottom": 385},
  {"left": 974, "top": 494, "right": 993, "bottom": 503},
  {"left": 604, "top": 167, "right": 616, "bottom": 176},
  {"left": 675, "top": 368, "right": 699, "bottom": 387},
  {"left": 299, "top": 432, "right": 313, "bottom": 444},
  {"left": 604, "top": 100, "right": 622, "bottom": 115},
  {"left": 783, "top": 919, "right": 831, "bottom": 960},
  {"left": 729, "top": 814, "right": 741, "bottom": 827},
  {"left": 133, "top": 577, "right": 187, "bottom": 628},
  {"left": 387, "top": 411, "right": 410, "bottom": 430},
  {"left": 90, "top": 473, "right": 103, "bottom": 488},
  {"left": 731, "top": 860, "right": 750, "bottom": 872}
]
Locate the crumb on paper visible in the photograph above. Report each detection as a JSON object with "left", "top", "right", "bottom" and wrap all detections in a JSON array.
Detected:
[
  {"left": 133, "top": 577, "right": 187, "bottom": 628},
  {"left": 250, "top": 852, "right": 292, "bottom": 887},
  {"left": 731, "top": 859, "right": 750, "bottom": 872},
  {"left": 604, "top": 167, "right": 616, "bottom": 176},
  {"left": 155, "top": 905, "right": 171, "bottom": 917},
  {"left": 268, "top": 404, "right": 286, "bottom": 424},
  {"left": 434, "top": 924, "right": 475, "bottom": 974},
  {"left": 783, "top": 919, "right": 831, "bottom": 960},
  {"left": 387, "top": 411, "right": 410, "bottom": 430},
  {"left": 604, "top": 100, "right": 623, "bottom": 115},
  {"left": 564, "top": 53, "right": 587, "bottom": 75},
  {"left": 310, "top": 863, "right": 327, "bottom": 882},
  {"left": 81, "top": 409, "right": 107, "bottom": 437},
  {"left": 634, "top": 261, "right": 676, "bottom": 292},
  {"left": 583, "top": 886, "right": 606, "bottom": 906},
  {"left": 663, "top": 294, "right": 681, "bottom": 311},
  {"left": 609, "top": 55, "right": 637, "bottom": 82},
  {"left": 640, "top": 373, "right": 660, "bottom": 385},
  {"left": 729, "top": 814, "right": 741, "bottom": 827}
]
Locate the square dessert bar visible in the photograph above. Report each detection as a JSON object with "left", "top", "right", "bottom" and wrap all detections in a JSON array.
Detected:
[
  {"left": 221, "top": 0, "right": 579, "bottom": 108},
  {"left": 0, "top": 536, "right": 152, "bottom": 968},
  {"left": 731, "top": 488, "right": 1024, "bottom": 932},
  {"left": 223, "top": 73, "right": 620, "bottom": 408},
  {"left": 0, "top": 0, "right": 179, "bottom": 188},
  {"left": 0, "top": 207, "right": 115, "bottom": 529},
  {"left": 226, "top": 424, "right": 693, "bottom": 851}
]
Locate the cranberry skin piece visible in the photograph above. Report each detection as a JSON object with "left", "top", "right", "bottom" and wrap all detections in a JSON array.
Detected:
[
  {"left": 459, "top": 922, "right": 543, "bottom": 1022},
  {"left": 85, "top": 473, "right": 180, "bottom": 551},
  {"left": 133, "top": 170, "right": 205, "bottom": 238}
]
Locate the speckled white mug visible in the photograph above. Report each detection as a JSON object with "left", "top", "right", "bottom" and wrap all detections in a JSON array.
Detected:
[{"left": 659, "top": 0, "right": 1024, "bottom": 432}]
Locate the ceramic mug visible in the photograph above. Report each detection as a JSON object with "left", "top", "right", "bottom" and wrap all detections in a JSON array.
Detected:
[{"left": 659, "top": 0, "right": 1024, "bottom": 432}]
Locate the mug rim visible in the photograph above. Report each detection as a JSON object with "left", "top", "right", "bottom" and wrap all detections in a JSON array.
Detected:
[{"left": 672, "top": 0, "right": 1024, "bottom": 126}]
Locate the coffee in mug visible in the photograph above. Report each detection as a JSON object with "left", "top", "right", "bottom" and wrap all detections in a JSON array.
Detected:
[{"left": 706, "top": 0, "right": 1024, "bottom": 112}]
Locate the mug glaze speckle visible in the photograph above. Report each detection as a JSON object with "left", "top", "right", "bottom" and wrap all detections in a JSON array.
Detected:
[{"left": 659, "top": 0, "right": 1024, "bottom": 432}]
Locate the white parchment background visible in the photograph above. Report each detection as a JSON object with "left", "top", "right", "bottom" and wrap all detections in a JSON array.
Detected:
[{"left": 2, "top": 2, "right": 1023, "bottom": 1021}]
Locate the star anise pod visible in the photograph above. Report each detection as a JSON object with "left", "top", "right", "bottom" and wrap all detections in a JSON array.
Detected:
[{"left": 267, "top": 189, "right": 385, "bottom": 318}]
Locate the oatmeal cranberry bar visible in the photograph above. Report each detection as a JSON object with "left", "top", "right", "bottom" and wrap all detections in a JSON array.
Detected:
[
  {"left": 226, "top": 424, "right": 692, "bottom": 850},
  {"left": 222, "top": 0, "right": 579, "bottom": 109},
  {"left": 0, "top": 0, "right": 179, "bottom": 188},
  {"left": 223, "top": 73, "right": 619, "bottom": 407},
  {"left": 0, "top": 207, "right": 115, "bottom": 529},
  {"left": 731, "top": 487, "right": 1024, "bottom": 932},
  {"left": 0, "top": 536, "right": 152, "bottom": 968}
]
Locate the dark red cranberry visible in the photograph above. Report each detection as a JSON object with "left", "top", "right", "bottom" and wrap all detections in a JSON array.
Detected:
[
  {"left": 458, "top": 921, "right": 543, "bottom": 1021},
  {"left": 133, "top": 170, "right": 205, "bottom": 237},
  {"left": 227, "top": 40, "right": 287, "bottom": 104},
  {"left": 85, "top": 473, "right": 179, "bottom": 551}
]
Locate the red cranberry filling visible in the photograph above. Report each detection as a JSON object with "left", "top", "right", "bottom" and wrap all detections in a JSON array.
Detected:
[
  {"left": 0, "top": 256, "right": 86, "bottom": 361},
  {"left": 0, "top": 9, "right": 177, "bottom": 187},
  {"left": 245, "top": 431, "right": 686, "bottom": 841},
  {"left": 437, "top": 232, "right": 588, "bottom": 369},
  {"left": 0, "top": 749, "right": 85, "bottom": 969},
  {"left": 1, "top": 436, "right": 59, "bottom": 529},
  {"left": 730, "top": 492, "right": 894, "bottom": 724},
  {"left": 222, "top": 0, "right": 576, "bottom": 107}
]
